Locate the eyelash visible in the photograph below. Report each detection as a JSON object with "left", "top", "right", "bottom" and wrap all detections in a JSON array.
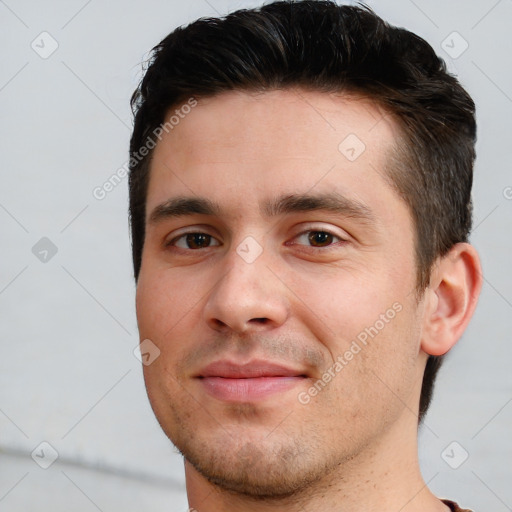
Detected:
[
  {"left": 166, "top": 229, "right": 346, "bottom": 250},
  {"left": 167, "top": 232, "right": 220, "bottom": 250},
  {"left": 289, "top": 230, "right": 345, "bottom": 248}
]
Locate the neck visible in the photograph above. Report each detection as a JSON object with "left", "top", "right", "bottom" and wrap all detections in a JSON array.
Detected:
[{"left": 185, "top": 410, "right": 449, "bottom": 512}]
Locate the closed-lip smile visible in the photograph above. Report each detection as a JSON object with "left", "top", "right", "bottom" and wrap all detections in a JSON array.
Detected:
[{"left": 196, "top": 359, "right": 308, "bottom": 402}]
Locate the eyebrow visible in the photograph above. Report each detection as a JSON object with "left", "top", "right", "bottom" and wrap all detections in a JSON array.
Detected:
[
  {"left": 261, "top": 193, "right": 375, "bottom": 224},
  {"left": 148, "top": 197, "right": 221, "bottom": 225},
  {"left": 147, "top": 193, "right": 375, "bottom": 226}
]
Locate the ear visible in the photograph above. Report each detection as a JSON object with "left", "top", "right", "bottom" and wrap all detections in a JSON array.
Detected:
[{"left": 421, "top": 243, "right": 482, "bottom": 356}]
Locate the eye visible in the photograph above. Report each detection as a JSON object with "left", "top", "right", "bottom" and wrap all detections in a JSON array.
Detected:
[
  {"left": 294, "top": 230, "right": 344, "bottom": 247},
  {"left": 170, "top": 232, "right": 220, "bottom": 250}
]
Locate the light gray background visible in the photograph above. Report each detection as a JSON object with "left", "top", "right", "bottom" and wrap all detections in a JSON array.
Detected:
[{"left": 1, "top": 0, "right": 511, "bottom": 510}]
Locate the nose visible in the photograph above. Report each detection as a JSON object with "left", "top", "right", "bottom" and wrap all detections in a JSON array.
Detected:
[{"left": 203, "top": 249, "right": 289, "bottom": 334}]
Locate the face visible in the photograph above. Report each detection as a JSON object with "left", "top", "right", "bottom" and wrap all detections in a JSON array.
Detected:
[{"left": 136, "top": 89, "right": 428, "bottom": 497}]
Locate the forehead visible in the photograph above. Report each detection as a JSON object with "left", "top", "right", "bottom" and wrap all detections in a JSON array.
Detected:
[
  {"left": 146, "top": 88, "right": 406, "bottom": 224},
  {"left": 153, "top": 88, "right": 397, "bottom": 163}
]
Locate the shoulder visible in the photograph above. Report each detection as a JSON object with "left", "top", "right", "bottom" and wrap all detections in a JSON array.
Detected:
[{"left": 442, "top": 499, "right": 474, "bottom": 512}]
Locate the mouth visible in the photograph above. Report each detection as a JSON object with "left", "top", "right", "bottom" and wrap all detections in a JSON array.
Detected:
[{"left": 196, "top": 359, "right": 308, "bottom": 402}]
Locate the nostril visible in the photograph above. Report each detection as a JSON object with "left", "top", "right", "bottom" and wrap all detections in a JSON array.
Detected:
[{"left": 252, "top": 318, "right": 268, "bottom": 324}]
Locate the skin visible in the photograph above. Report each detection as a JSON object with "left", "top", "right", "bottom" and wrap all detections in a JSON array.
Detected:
[{"left": 135, "top": 89, "right": 482, "bottom": 511}]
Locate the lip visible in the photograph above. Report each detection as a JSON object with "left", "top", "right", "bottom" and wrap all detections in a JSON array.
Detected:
[
  {"left": 198, "top": 359, "right": 307, "bottom": 378},
  {"left": 196, "top": 359, "right": 307, "bottom": 402}
]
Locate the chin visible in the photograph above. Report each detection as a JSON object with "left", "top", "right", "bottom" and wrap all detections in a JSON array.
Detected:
[{"left": 171, "top": 423, "right": 337, "bottom": 499}]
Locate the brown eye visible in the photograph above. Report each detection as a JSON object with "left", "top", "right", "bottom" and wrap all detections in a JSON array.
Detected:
[
  {"left": 185, "top": 233, "right": 212, "bottom": 249},
  {"left": 307, "top": 231, "right": 335, "bottom": 247},
  {"left": 171, "top": 232, "right": 220, "bottom": 249}
]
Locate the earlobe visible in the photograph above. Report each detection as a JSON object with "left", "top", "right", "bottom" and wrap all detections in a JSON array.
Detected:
[{"left": 421, "top": 243, "right": 482, "bottom": 356}]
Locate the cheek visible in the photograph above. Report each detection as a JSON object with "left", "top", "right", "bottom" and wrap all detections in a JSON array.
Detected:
[
  {"left": 331, "top": 301, "right": 422, "bottom": 421},
  {"left": 293, "top": 267, "right": 421, "bottom": 414},
  {"left": 135, "top": 270, "right": 203, "bottom": 342},
  {"left": 136, "top": 273, "right": 197, "bottom": 413},
  {"left": 135, "top": 271, "right": 209, "bottom": 404},
  {"left": 289, "top": 264, "right": 408, "bottom": 346}
]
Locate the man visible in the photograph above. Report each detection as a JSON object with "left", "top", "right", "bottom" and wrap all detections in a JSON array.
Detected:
[{"left": 129, "top": 2, "right": 482, "bottom": 510}]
